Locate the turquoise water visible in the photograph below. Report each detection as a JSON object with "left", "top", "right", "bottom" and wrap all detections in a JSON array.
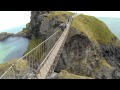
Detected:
[
  {"left": 0, "top": 25, "right": 29, "bottom": 64},
  {"left": 97, "top": 17, "right": 120, "bottom": 39},
  {"left": 0, "top": 36, "right": 29, "bottom": 63}
]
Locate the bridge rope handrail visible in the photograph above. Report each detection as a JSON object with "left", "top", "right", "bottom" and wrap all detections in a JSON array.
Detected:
[
  {"left": 37, "top": 21, "right": 72, "bottom": 79},
  {"left": 38, "top": 25, "right": 67, "bottom": 69},
  {"left": 0, "top": 30, "right": 60, "bottom": 79}
]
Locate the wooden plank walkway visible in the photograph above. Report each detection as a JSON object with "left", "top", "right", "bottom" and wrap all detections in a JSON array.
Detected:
[{"left": 37, "top": 21, "right": 71, "bottom": 79}]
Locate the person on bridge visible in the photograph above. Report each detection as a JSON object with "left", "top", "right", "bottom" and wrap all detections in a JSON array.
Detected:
[{"left": 59, "top": 23, "right": 67, "bottom": 32}]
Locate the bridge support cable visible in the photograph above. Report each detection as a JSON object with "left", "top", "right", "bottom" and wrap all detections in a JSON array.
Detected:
[{"left": 0, "top": 30, "right": 61, "bottom": 79}]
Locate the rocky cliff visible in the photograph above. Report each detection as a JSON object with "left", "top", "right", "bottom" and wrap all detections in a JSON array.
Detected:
[
  {"left": 28, "top": 11, "right": 120, "bottom": 79},
  {"left": 25, "top": 11, "right": 73, "bottom": 53},
  {"left": 29, "top": 11, "right": 73, "bottom": 39}
]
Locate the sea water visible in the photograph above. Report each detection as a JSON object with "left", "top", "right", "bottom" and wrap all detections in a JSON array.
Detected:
[
  {"left": 97, "top": 17, "right": 120, "bottom": 40},
  {"left": 0, "top": 25, "right": 29, "bottom": 64},
  {"left": 0, "top": 36, "right": 29, "bottom": 63}
]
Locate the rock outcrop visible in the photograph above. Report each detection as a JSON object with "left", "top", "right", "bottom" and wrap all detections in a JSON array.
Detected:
[
  {"left": 29, "top": 11, "right": 73, "bottom": 40},
  {"left": 55, "top": 70, "right": 93, "bottom": 79},
  {"left": 29, "top": 11, "right": 52, "bottom": 39},
  {"left": 16, "top": 23, "right": 31, "bottom": 38}
]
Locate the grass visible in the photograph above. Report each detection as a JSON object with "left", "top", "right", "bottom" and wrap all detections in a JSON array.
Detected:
[
  {"left": 0, "top": 59, "right": 27, "bottom": 76},
  {"left": 48, "top": 11, "right": 74, "bottom": 22},
  {"left": 24, "top": 38, "right": 45, "bottom": 69},
  {"left": 15, "top": 59, "right": 27, "bottom": 71},
  {"left": 25, "top": 38, "right": 43, "bottom": 54},
  {"left": 71, "top": 14, "right": 120, "bottom": 45},
  {"left": 57, "top": 70, "right": 93, "bottom": 79},
  {"left": 17, "top": 23, "right": 30, "bottom": 35},
  {"left": 17, "top": 29, "right": 29, "bottom": 35},
  {"left": 0, "top": 59, "right": 17, "bottom": 74},
  {"left": 99, "top": 59, "right": 113, "bottom": 69}
]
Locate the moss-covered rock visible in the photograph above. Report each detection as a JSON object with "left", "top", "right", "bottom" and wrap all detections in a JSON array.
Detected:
[
  {"left": 48, "top": 11, "right": 74, "bottom": 22},
  {"left": 0, "top": 59, "right": 27, "bottom": 76},
  {"left": 16, "top": 23, "right": 31, "bottom": 38},
  {"left": 56, "top": 70, "right": 93, "bottom": 79},
  {"left": 25, "top": 38, "right": 42, "bottom": 54},
  {"left": 71, "top": 14, "right": 119, "bottom": 45}
]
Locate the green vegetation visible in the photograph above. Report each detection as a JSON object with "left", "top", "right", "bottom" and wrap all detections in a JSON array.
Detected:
[
  {"left": 17, "top": 23, "right": 30, "bottom": 35},
  {"left": 57, "top": 70, "right": 93, "bottom": 79},
  {"left": 71, "top": 14, "right": 119, "bottom": 45},
  {"left": 17, "top": 30, "right": 29, "bottom": 35},
  {"left": 0, "top": 59, "right": 17, "bottom": 74},
  {"left": 15, "top": 59, "right": 27, "bottom": 72},
  {"left": 25, "top": 38, "right": 43, "bottom": 54},
  {"left": 48, "top": 11, "right": 74, "bottom": 22},
  {"left": 0, "top": 32, "right": 9, "bottom": 34},
  {"left": 0, "top": 59, "right": 27, "bottom": 76},
  {"left": 24, "top": 38, "right": 44, "bottom": 68}
]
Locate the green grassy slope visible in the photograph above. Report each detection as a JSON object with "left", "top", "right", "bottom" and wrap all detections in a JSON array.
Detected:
[
  {"left": 71, "top": 14, "right": 120, "bottom": 45},
  {"left": 56, "top": 70, "right": 93, "bottom": 79},
  {"left": 48, "top": 11, "right": 74, "bottom": 22},
  {"left": 25, "top": 38, "right": 42, "bottom": 54}
]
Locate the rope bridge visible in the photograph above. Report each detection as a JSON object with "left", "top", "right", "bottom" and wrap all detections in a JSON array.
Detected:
[{"left": 0, "top": 15, "right": 74, "bottom": 79}]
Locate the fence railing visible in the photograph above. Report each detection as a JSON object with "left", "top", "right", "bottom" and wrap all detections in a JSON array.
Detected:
[{"left": 0, "top": 30, "right": 61, "bottom": 79}]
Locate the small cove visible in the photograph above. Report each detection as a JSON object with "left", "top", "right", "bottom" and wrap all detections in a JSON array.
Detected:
[{"left": 0, "top": 36, "right": 29, "bottom": 63}]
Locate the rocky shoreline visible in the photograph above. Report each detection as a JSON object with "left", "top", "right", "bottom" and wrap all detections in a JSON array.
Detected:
[
  {"left": 0, "top": 32, "right": 27, "bottom": 41},
  {"left": 0, "top": 23, "right": 30, "bottom": 41}
]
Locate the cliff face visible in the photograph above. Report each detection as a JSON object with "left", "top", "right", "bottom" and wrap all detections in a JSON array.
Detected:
[
  {"left": 100, "top": 44, "right": 120, "bottom": 79},
  {"left": 29, "top": 11, "right": 120, "bottom": 79},
  {"left": 29, "top": 11, "right": 50, "bottom": 39},
  {"left": 55, "top": 28, "right": 115, "bottom": 79},
  {"left": 29, "top": 11, "right": 73, "bottom": 40}
]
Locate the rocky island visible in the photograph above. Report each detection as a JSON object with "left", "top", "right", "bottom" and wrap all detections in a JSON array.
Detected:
[
  {"left": 0, "top": 32, "right": 13, "bottom": 41},
  {"left": 1, "top": 11, "right": 120, "bottom": 79},
  {"left": 0, "top": 23, "right": 30, "bottom": 41}
]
